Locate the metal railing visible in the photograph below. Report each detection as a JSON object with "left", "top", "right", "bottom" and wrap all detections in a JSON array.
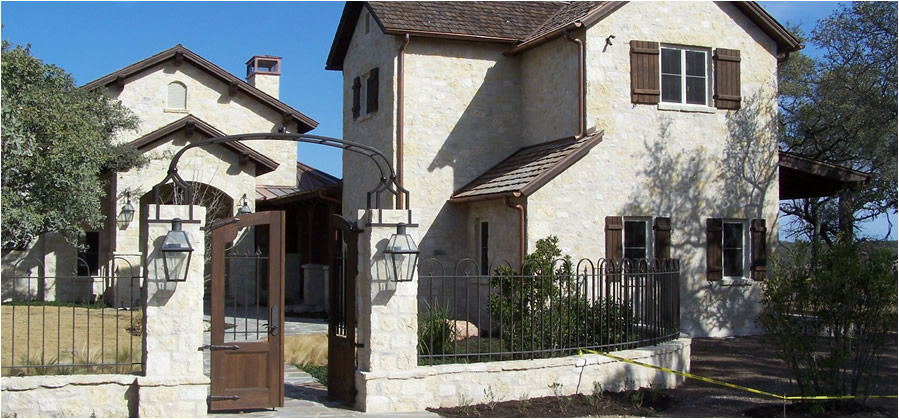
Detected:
[
  {"left": 1, "top": 257, "right": 143, "bottom": 376},
  {"left": 418, "top": 258, "right": 680, "bottom": 365}
]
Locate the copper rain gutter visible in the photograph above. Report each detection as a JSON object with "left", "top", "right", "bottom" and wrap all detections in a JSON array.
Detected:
[{"left": 396, "top": 33, "right": 410, "bottom": 209}]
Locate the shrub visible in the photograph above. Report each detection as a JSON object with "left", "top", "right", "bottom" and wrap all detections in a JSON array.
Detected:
[
  {"left": 759, "top": 240, "right": 897, "bottom": 403},
  {"left": 418, "top": 301, "right": 454, "bottom": 356}
]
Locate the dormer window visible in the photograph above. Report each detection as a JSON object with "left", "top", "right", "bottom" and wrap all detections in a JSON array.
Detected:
[
  {"left": 246, "top": 56, "right": 281, "bottom": 77},
  {"left": 166, "top": 81, "right": 187, "bottom": 112}
]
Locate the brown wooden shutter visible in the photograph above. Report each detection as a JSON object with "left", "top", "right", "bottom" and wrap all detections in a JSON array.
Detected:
[
  {"left": 352, "top": 76, "right": 361, "bottom": 118},
  {"left": 750, "top": 219, "right": 767, "bottom": 281},
  {"left": 630, "top": 41, "right": 660, "bottom": 104},
  {"left": 366, "top": 67, "right": 379, "bottom": 113},
  {"left": 605, "top": 216, "right": 623, "bottom": 261},
  {"left": 653, "top": 217, "right": 671, "bottom": 260},
  {"left": 706, "top": 218, "right": 723, "bottom": 281},
  {"left": 714, "top": 48, "right": 741, "bottom": 110}
]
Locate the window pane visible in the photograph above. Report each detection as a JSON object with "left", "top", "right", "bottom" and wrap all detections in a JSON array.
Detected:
[
  {"left": 625, "top": 248, "right": 647, "bottom": 259},
  {"left": 661, "top": 49, "right": 682, "bottom": 75},
  {"left": 723, "top": 223, "right": 743, "bottom": 249},
  {"left": 685, "top": 51, "right": 705, "bottom": 77},
  {"left": 723, "top": 249, "right": 743, "bottom": 277},
  {"left": 685, "top": 76, "right": 706, "bottom": 105},
  {"left": 624, "top": 220, "right": 647, "bottom": 260},
  {"left": 661, "top": 74, "right": 682, "bottom": 102}
]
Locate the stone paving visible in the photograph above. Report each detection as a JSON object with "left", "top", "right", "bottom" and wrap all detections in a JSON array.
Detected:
[{"left": 203, "top": 313, "right": 439, "bottom": 418}]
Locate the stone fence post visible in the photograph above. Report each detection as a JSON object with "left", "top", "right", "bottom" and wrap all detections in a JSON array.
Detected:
[
  {"left": 355, "top": 209, "right": 420, "bottom": 411},
  {"left": 138, "top": 204, "right": 209, "bottom": 417}
]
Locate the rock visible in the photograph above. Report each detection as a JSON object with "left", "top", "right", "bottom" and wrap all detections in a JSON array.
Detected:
[{"left": 450, "top": 320, "right": 479, "bottom": 341}]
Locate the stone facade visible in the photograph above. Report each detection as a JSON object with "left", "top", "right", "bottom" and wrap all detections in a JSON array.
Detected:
[{"left": 340, "top": 1, "right": 783, "bottom": 337}]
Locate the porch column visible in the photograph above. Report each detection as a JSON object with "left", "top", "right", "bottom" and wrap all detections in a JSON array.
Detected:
[
  {"left": 138, "top": 204, "right": 209, "bottom": 417},
  {"left": 355, "top": 209, "right": 420, "bottom": 412}
]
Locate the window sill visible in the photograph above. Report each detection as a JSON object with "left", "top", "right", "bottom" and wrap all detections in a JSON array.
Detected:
[
  {"left": 164, "top": 108, "right": 189, "bottom": 114},
  {"left": 657, "top": 102, "right": 716, "bottom": 114},
  {"left": 354, "top": 112, "right": 376, "bottom": 123},
  {"left": 714, "top": 277, "right": 754, "bottom": 287}
]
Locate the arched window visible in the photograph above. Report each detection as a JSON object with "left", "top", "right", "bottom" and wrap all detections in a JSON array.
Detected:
[{"left": 167, "top": 82, "right": 187, "bottom": 110}]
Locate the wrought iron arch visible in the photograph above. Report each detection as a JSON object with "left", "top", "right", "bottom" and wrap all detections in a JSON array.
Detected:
[{"left": 150, "top": 133, "right": 409, "bottom": 221}]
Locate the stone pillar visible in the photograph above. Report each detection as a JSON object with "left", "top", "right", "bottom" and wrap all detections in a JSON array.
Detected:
[
  {"left": 138, "top": 205, "right": 209, "bottom": 417},
  {"left": 355, "top": 209, "right": 420, "bottom": 412}
]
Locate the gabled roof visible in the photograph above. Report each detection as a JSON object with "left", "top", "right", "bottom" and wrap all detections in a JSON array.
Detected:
[
  {"left": 83, "top": 44, "right": 318, "bottom": 132},
  {"left": 449, "top": 131, "right": 604, "bottom": 203},
  {"left": 256, "top": 161, "right": 342, "bottom": 203},
  {"left": 326, "top": 1, "right": 801, "bottom": 71},
  {"left": 129, "top": 115, "right": 279, "bottom": 176}
]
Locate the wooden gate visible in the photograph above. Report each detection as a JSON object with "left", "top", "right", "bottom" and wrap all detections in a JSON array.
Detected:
[
  {"left": 208, "top": 211, "right": 285, "bottom": 411},
  {"left": 328, "top": 214, "right": 360, "bottom": 404}
]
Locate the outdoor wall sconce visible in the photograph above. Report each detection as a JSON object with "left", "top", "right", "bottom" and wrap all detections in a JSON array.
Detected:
[
  {"left": 383, "top": 222, "right": 419, "bottom": 282},
  {"left": 160, "top": 218, "right": 193, "bottom": 281},
  {"left": 118, "top": 192, "right": 135, "bottom": 227},
  {"left": 237, "top": 193, "right": 252, "bottom": 215}
]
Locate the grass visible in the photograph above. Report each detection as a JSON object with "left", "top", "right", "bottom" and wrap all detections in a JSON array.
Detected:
[
  {"left": 1, "top": 305, "right": 143, "bottom": 376},
  {"left": 284, "top": 333, "right": 329, "bottom": 386},
  {"left": 301, "top": 364, "right": 328, "bottom": 386}
]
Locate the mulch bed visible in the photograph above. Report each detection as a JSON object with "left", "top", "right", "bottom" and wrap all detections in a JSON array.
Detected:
[{"left": 429, "top": 334, "right": 898, "bottom": 418}]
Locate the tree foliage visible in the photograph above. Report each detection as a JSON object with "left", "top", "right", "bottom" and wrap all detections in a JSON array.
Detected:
[
  {"left": 779, "top": 2, "right": 898, "bottom": 243},
  {"left": 1, "top": 41, "right": 145, "bottom": 250}
]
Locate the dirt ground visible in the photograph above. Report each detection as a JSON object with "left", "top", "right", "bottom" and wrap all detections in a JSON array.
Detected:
[{"left": 430, "top": 334, "right": 898, "bottom": 417}]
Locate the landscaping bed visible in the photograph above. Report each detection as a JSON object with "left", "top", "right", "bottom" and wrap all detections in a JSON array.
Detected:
[{"left": 428, "top": 334, "right": 898, "bottom": 417}]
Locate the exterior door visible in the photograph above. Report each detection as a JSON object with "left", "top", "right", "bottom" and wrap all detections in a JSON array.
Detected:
[
  {"left": 328, "top": 214, "right": 359, "bottom": 404},
  {"left": 209, "top": 211, "right": 285, "bottom": 411}
]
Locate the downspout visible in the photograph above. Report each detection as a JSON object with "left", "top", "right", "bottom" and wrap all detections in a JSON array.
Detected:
[
  {"left": 505, "top": 196, "right": 526, "bottom": 271},
  {"left": 396, "top": 33, "right": 410, "bottom": 209},
  {"left": 564, "top": 28, "right": 586, "bottom": 140}
]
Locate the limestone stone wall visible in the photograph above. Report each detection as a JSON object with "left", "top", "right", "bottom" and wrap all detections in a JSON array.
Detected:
[
  {"left": 112, "top": 60, "right": 297, "bottom": 187},
  {"left": 1, "top": 375, "right": 138, "bottom": 418},
  {"left": 342, "top": 9, "right": 400, "bottom": 217},
  {"left": 527, "top": 1, "right": 781, "bottom": 336},
  {"left": 520, "top": 35, "right": 580, "bottom": 146},
  {"left": 401, "top": 38, "right": 524, "bottom": 265},
  {"left": 357, "top": 337, "right": 690, "bottom": 413}
]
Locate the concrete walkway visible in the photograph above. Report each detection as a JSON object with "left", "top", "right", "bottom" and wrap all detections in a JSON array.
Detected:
[{"left": 204, "top": 315, "right": 439, "bottom": 418}]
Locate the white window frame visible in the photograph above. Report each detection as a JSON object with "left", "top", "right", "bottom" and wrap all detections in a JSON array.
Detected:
[
  {"left": 722, "top": 219, "right": 751, "bottom": 280},
  {"left": 659, "top": 45, "right": 712, "bottom": 107},
  {"left": 622, "top": 217, "right": 653, "bottom": 261}
]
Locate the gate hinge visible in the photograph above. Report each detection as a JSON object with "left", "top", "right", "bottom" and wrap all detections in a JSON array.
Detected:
[
  {"left": 355, "top": 343, "right": 365, "bottom": 348},
  {"left": 209, "top": 395, "right": 240, "bottom": 401},
  {"left": 198, "top": 344, "right": 240, "bottom": 351}
]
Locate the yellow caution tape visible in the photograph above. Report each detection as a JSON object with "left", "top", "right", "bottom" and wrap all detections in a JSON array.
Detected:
[{"left": 578, "top": 348, "right": 898, "bottom": 401}]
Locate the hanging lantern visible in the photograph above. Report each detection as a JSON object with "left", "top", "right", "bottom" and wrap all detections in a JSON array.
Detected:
[
  {"left": 160, "top": 218, "right": 193, "bottom": 281},
  {"left": 383, "top": 223, "right": 419, "bottom": 282}
]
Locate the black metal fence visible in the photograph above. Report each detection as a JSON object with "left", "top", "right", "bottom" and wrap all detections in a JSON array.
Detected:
[
  {"left": 418, "top": 258, "right": 680, "bottom": 365},
  {"left": 1, "top": 257, "right": 143, "bottom": 376}
]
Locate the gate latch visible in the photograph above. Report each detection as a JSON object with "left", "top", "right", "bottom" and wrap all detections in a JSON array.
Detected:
[
  {"left": 209, "top": 395, "right": 240, "bottom": 401},
  {"left": 198, "top": 344, "right": 240, "bottom": 351}
]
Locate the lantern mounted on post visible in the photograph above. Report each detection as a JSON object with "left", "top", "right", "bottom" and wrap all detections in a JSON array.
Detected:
[
  {"left": 383, "top": 223, "right": 419, "bottom": 282},
  {"left": 161, "top": 218, "right": 193, "bottom": 281}
]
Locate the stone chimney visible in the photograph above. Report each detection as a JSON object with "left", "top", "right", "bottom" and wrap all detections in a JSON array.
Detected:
[{"left": 246, "top": 55, "right": 281, "bottom": 99}]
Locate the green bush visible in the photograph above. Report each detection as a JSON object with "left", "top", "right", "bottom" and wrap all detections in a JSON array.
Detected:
[
  {"left": 759, "top": 240, "right": 897, "bottom": 403},
  {"left": 489, "top": 236, "right": 634, "bottom": 356},
  {"left": 417, "top": 301, "right": 454, "bottom": 356}
]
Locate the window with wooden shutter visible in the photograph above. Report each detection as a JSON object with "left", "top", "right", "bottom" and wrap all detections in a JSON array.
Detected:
[
  {"left": 630, "top": 41, "right": 660, "bottom": 104},
  {"left": 706, "top": 218, "right": 723, "bottom": 281},
  {"left": 366, "top": 67, "right": 379, "bottom": 114},
  {"left": 605, "top": 216, "right": 623, "bottom": 261},
  {"left": 714, "top": 48, "right": 741, "bottom": 109},
  {"left": 750, "top": 219, "right": 767, "bottom": 280},
  {"left": 654, "top": 217, "right": 671, "bottom": 260},
  {"left": 352, "top": 76, "right": 361, "bottom": 118}
]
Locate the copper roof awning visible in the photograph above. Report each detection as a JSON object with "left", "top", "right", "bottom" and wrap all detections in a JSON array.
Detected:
[
  {"left": 778, "top": 151, "right": 869, "bottom": 200},
  {"left": 449, "top": 131, "right": 603, "bottom": 203},
  {"left": 256, "top": 161, "right": 342, "bottom": 205}
]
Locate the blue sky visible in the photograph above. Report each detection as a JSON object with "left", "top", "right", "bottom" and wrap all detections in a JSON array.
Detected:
[{"left": 1, "top": 1, "right": 894, "bottom": 240}]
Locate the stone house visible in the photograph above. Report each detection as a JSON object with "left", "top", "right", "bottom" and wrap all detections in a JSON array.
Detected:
[
  {"left": 2, "top": 45, "right": 339, "bottom": 313},
  {"left": 325, "top": 1, "right": 863, "bottom": 337}
]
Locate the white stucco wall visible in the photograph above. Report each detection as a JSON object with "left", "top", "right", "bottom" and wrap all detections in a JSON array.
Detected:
[{"left": 526, "top": 1, "right": 781, "bottom": 337}]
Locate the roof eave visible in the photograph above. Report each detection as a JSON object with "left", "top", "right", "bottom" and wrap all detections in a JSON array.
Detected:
[{"left": 734, "top": 1, "right": 803, "bottom": 54}]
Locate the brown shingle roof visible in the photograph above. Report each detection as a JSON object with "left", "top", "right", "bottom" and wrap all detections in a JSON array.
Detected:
[
  {"left": 326, "top": 1, "right": 802, "bottom": 71},
  {"left": 450, "top": 132, "right": 604, "bottom": 202}
]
